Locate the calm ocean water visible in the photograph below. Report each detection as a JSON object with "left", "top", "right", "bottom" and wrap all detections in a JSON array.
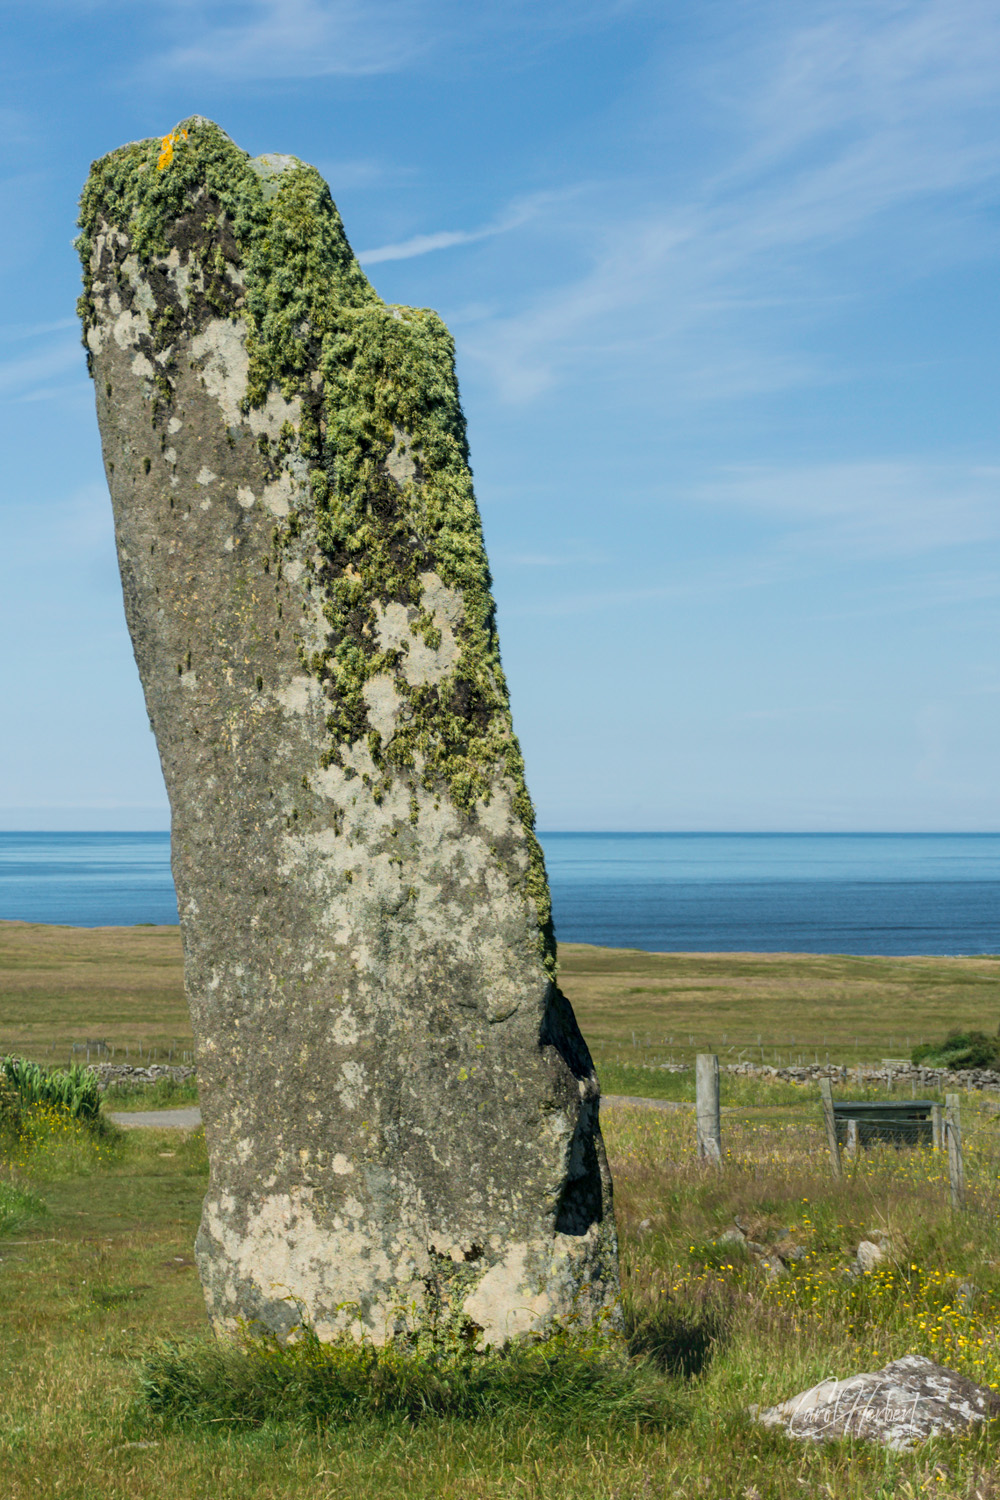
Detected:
[{"left": 0, "top": 831, "right": 997, "bottom": 955}]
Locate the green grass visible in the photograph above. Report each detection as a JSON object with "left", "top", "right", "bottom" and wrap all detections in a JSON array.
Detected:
[
  {"left": 0, "top": 1179, "right": 46, "bottom": 1236},
  {"left": 560, "top": 942, "right": 1000, "bottom": 1073},
  {"left": 7, "top": 929, "right": 1000, "bottom": 1495},
  {"left": 139, "top": 1320, "right": 674, "bottom": 1432},
  {"left": 4, "top": 923, "right": 1000, "bottom": 1070},
  {"left": 104, "top": 1075, "right": 200, "bottom": 1111},
  {"left": 0, "top": 920, "right": 188, "bottom": 1061},
  {"left": 600, "top": 1060, "right": 816, "bottom": 1107},
  {"left": 4, "top": 1087, "right": 1000, "bottom": 1496}
]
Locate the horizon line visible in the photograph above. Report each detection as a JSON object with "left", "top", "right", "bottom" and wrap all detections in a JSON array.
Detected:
[{"left": 2, "top": 828, "right": 1000, "bottom": 838}]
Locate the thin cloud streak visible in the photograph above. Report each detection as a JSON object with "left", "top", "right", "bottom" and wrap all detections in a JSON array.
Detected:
[
  {"left": 150, "top": 0, "right": 649, "bottom": 80},
  {"left": 0, "top": 317, "right": 77, "bottom": 344},
  {"left": 503, "top": 454, "right": 1000, "bottom": 621},
  {"left": 694, "top": 461, "right": 1000, "bottom": 560},
  {"left": 458, "top": 0, "right": 1000, "bottom": 403},
  {"left": 157, "top": 0, "right": 424, "bottom": 79},
  {"left": 357, "top": 191, "right": 572, "bottom": 265},
  {"left": 0, "top": 341, "right": 84, "bottom": 400},
  {"left": 359, "top": 229, "right": 492, "bottom": 266}
]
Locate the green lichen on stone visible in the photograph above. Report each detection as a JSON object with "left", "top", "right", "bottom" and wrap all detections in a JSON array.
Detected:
[{"left": 77, "top": 117, "right": 554, "bottom": 971}]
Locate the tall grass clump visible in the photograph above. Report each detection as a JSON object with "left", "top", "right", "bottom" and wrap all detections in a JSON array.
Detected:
[
  {"left": 1, "top": 1057, "right": 102, "bottom": 1121},
  {"left": 1, "top": 1063, "right": 120, "bottom": 1178},
  {"left": 0, "top": 1180, "right": 46, "bottom": 1237},
  {"left": 140, "top": 1318, "right": 678, "bottom": 1433},
  {"left": 104, "top": 1074, "right": 199, "bottom": 1111}
]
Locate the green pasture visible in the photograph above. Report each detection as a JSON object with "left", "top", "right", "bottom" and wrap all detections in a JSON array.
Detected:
[
  {"left": 3, "top": 1085, "right": 1000, "bottom": 1497},
  {"left": 4, "top": 923, "right": 1000, "bottom": 1496},
  {"left": 2, "top": 921, "right": 998, "bottom": 1072}
]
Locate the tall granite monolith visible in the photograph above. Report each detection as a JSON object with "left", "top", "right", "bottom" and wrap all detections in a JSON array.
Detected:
[{"left": 77, "top": 119, "right": 618, "bottom": 1344}]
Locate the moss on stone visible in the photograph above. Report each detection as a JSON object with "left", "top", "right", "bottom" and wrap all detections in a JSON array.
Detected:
[{"left": 78, "top": 117, "right": 553, "bottom": 973}]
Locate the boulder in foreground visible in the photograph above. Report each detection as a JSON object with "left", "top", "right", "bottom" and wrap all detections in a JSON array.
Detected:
[{"left": 755, "top": 1355, "right": 1000, "bottom": 1449}]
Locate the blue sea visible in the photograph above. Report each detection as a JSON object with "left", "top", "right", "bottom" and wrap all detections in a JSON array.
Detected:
[{"left": 0, "top": 831, "right": 997, "bottom": 955}]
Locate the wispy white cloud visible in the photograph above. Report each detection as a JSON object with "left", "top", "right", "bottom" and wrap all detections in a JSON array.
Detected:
[
  {"left": 495, "top": 543, "right": 607, "bottom": 567},
  {"left": 0, "top": 482, "right": 115, "bottom": 564},
  {"left": 360, "top": 228, "right": 494, "bottom": 266},
  {"left": 501, "top": 457, "right": 1000, "bottom": 621},
  {"left": 0, "top": 317, "right": 77, "bottom": 344},
  {"left": 156, "top": 0, "right": 423, "bottom": 79},
  {"left": 0, "top": 340, "right": 85, "bottom": 401},
  {"left": 357, "top": 192, "right": 565, "bottom": 265},
  {"left": 150, "top": 0, "right": 646, "bottom": 80},
  {"left": 458, "top": 0, "right": 1000, "bottom": 402},
  {"left": 693, "top": 461, "right": 1000, "bottom": 560},
  {"left": 311, "top": 157, "right": 414, "bottom": 192}
]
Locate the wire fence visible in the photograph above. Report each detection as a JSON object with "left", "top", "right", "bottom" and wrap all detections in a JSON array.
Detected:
[
  {"left": 0, "top": 1039, "right": 195, "bottom": 1067},
  {"left": 674, "top": 1054, "right": 1000, "bottom": 1218}
]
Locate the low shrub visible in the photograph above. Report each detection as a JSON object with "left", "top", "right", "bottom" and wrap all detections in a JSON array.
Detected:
[
  {"left": 911, "top": 1030, "right": 1000, "bottom": 1071},
  {"left": 3, "top": 1098, "right": 121, "bottom": 1177},
  {"left": 140, "top": 1319, "right": 677, "bottom": 1432},
  {"left": 0, "top": 1072, "right": 22, "bottom": 1135}
]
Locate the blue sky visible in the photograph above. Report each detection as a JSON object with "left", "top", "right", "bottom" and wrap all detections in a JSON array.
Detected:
[{"left": 1, "top": 0, "right": 999, "bottom": 831}]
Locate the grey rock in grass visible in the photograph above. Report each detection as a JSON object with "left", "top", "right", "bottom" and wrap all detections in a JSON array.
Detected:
[
  {"left": 754, "top": 1355, "right": 1000, "bottom": 1449},
  {"left": 854, "top": 1239, "right": 888, "bottom": 1273},
  {"left": 77, "top": 118, "right": 618, "bottom": 1345},
  {"left": 745, "top": 1241, "right": 786, "bottom": 1280}
]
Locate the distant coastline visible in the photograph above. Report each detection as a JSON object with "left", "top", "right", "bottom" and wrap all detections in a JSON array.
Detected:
[{"left": 1, "top": 830, "right": 997, "bottom": 957}]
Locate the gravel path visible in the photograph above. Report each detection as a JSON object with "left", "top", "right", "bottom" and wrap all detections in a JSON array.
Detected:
[
  {"left": 109, "top": 1107, "right": 202, "bottom": 1129},
  {"left": 603, "top": 1094, "right": 691, "bottom": 1112},
  {"left": 109, "top": 1096, "right": 684, "bottom": 1131}
]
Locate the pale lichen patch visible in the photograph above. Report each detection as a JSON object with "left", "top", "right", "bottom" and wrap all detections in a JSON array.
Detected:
[
  {"left": 385, "top": 424, "right": 418, "bottom": 489},
  {"left": 274, "top": 675, "right": 320, "bottom": 716},
  {"left": 261, "top": 470, "right": 294, "bottom": 517},
  {"left": 189, "top": 319, "right": 251, "bottom": 427},
  {"left": 361, "top": 674, "right": 403, "bottom": 741}
]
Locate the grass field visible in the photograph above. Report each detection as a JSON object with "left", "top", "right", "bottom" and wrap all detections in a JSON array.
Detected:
[
  {"left": 5, "top": 923, "right": 1000, "bottom": 1495},
  {"left": 3, "top": 921, "right": 999, "bottom": 1070},
  {"left": 559, "top": 944, "right": 1000, "bottom": 1076},
  {"left": 3, "top": 1089, "right": 1000, "bottom": 1497},
  {"left": 0, "top": 922, "right": 186, "bottom": 1062}
]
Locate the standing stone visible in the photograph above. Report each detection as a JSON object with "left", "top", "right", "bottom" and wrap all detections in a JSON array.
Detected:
[{"left": 77, "top": 119, "right": 618, "bottom": 1344}]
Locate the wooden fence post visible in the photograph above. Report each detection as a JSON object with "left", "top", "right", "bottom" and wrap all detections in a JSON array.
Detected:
[
  {"left": 696, "top": 1054, "right": 722, "bottom": 1164},
  {"left": 820, "top": 1077, "right": 842, "bottom": 1179},
  {"left": 945, "top": 1093, "right": 965, "bottom": 1209},
  {"left": 931, "top": 1103, "right": 944, "bottom": 1152},
  {"left": 845, "top": 1118, "right": 859, "bottom": 1159}
]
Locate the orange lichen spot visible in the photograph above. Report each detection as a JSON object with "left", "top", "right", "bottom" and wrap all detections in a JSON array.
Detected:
[{"left": 156, "top": 128, "right": 188, "bottom": 172}]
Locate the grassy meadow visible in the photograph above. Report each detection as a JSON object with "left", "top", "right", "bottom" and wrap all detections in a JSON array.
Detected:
[
  {"left": 559, "top": 943, "right": 1000, "bottom": 1077},
  {"left": 4, "top": 923, "right": 1000, "bottom": 1497},
  {"left": 3, "top": 920, "right": 1000, "bottom": 1070},
  {"left": 0, "top": 921, "right": 186, "bottom": 1062},
  {"left": 3, "top": 1086, "right": 1000, "bottom": 1497}
]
